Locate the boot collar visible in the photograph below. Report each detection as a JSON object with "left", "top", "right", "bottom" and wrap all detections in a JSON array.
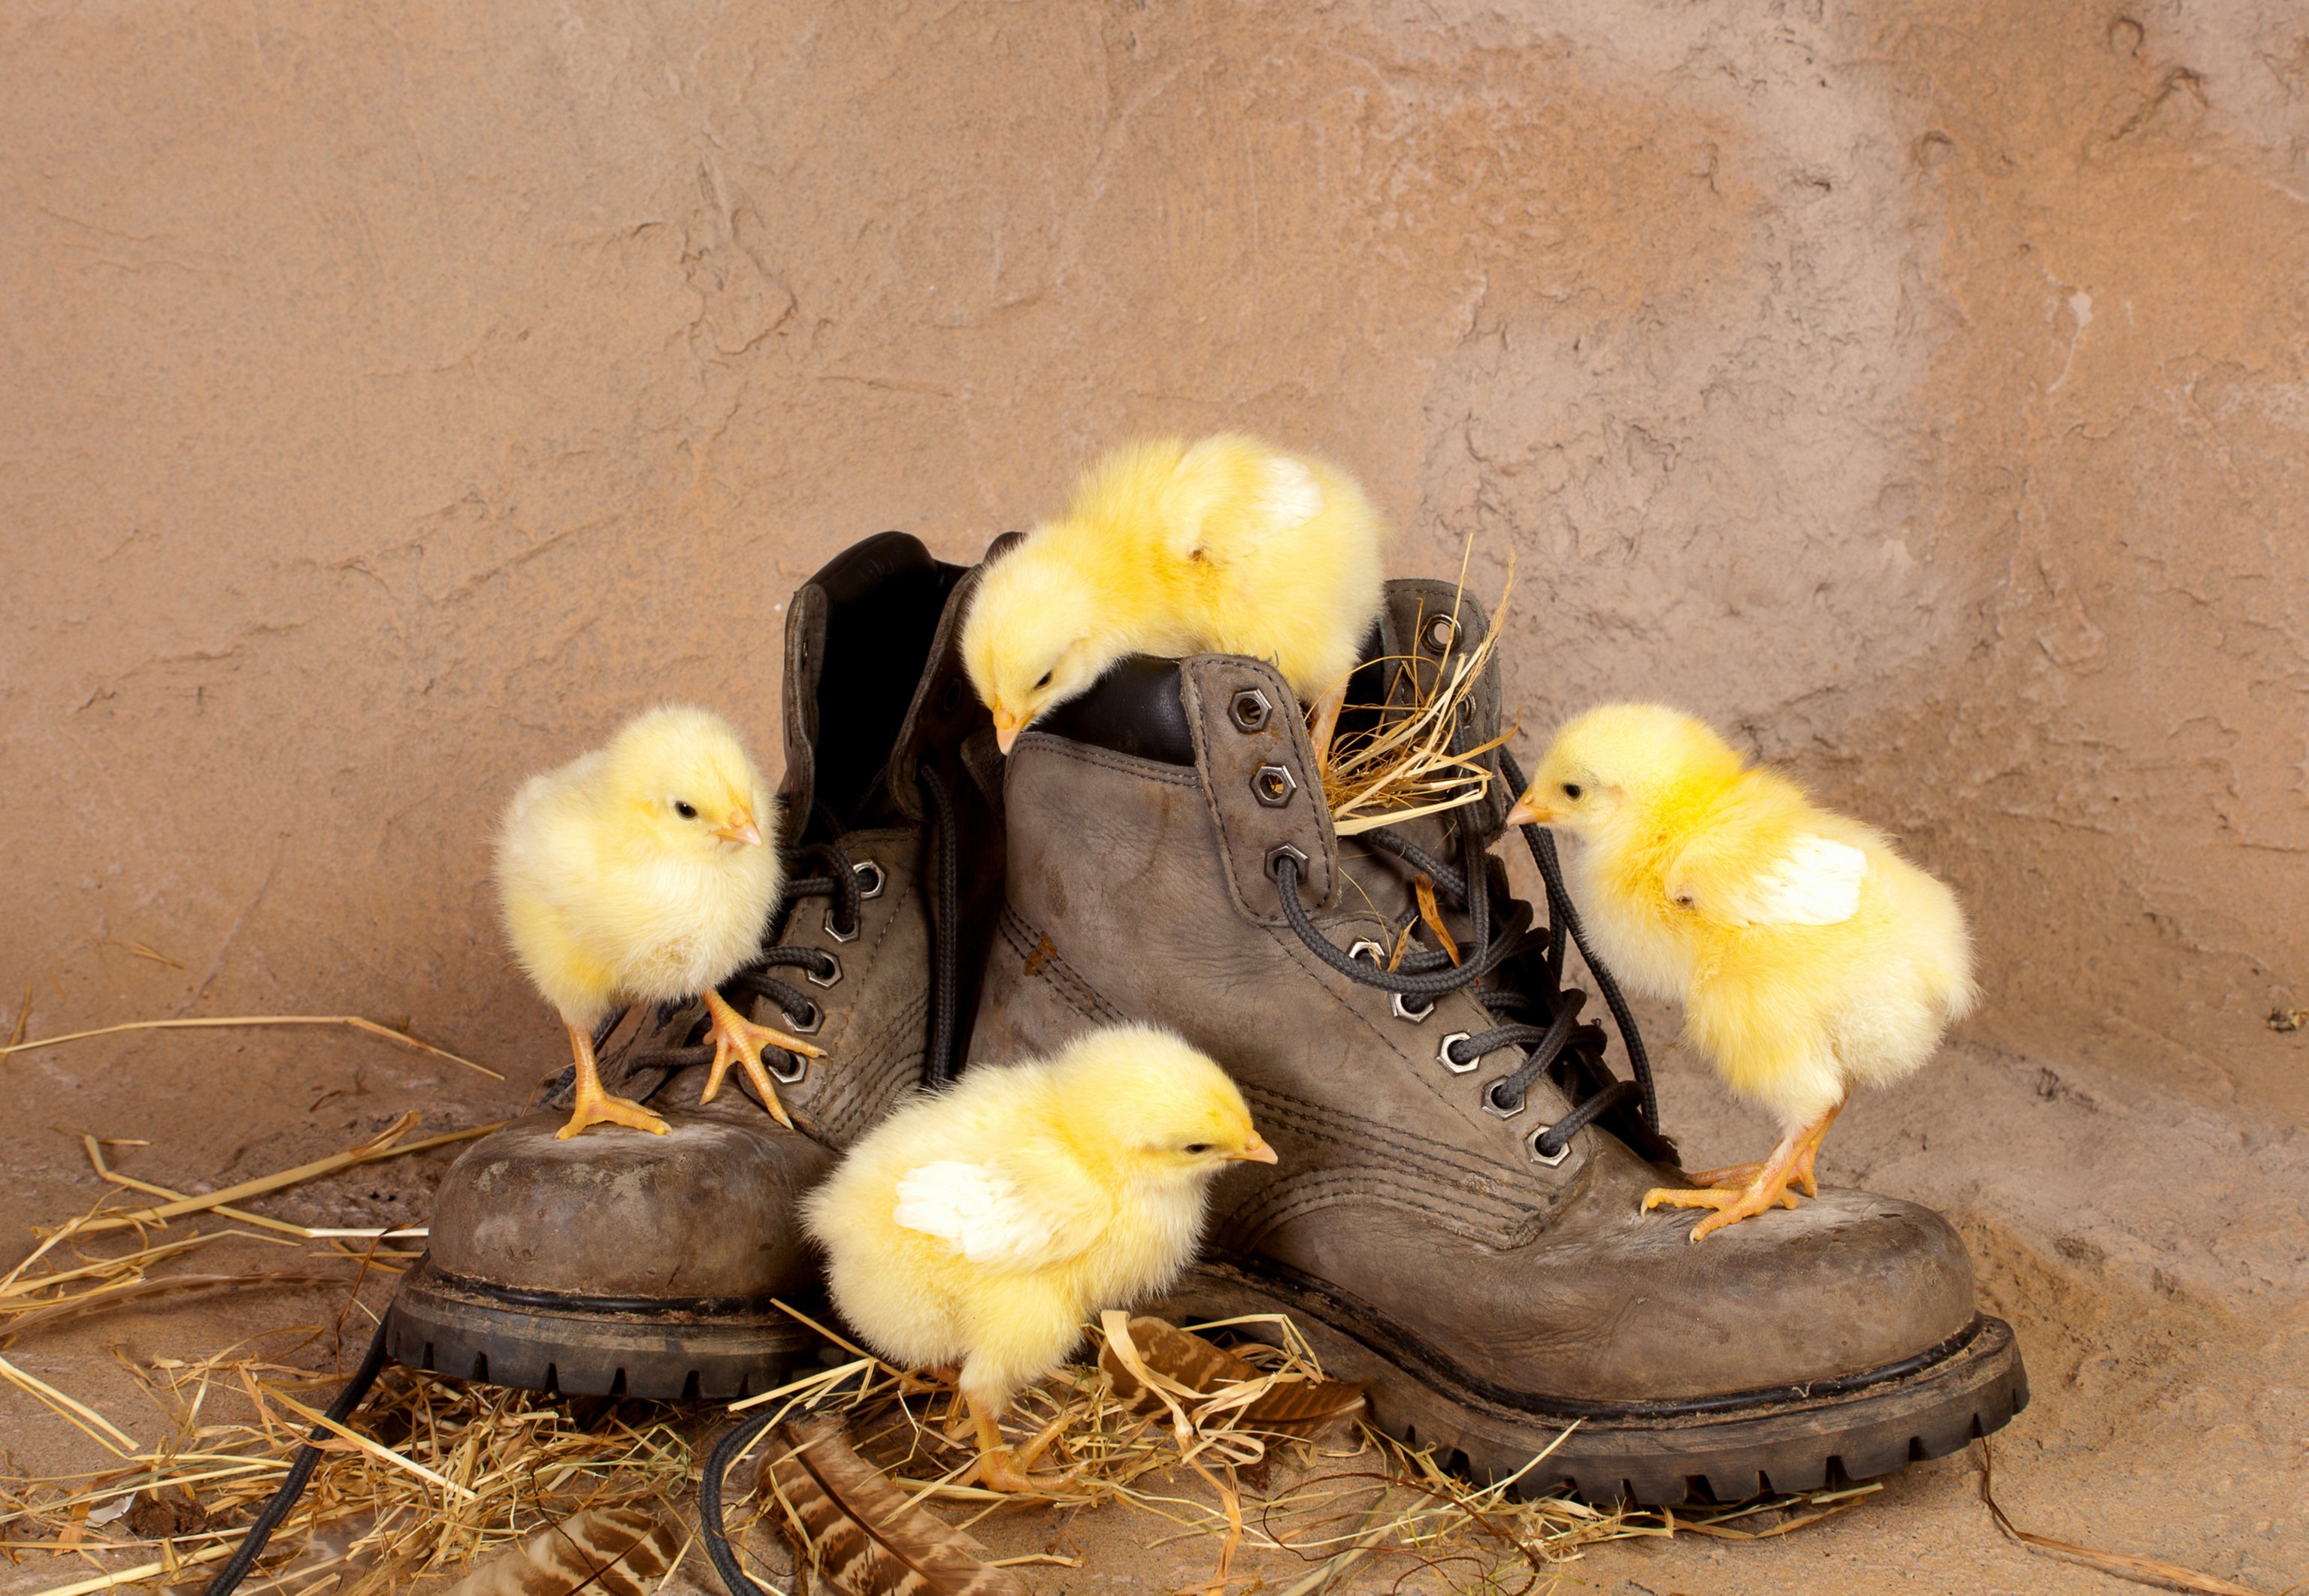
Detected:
[{"left": 777, "top": 531, "right": 964, "bottom": 844}]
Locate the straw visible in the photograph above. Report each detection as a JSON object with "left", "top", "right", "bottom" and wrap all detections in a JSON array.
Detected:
[{"left": 0, "top": 1014, "right": 502, "bottom": 1081}]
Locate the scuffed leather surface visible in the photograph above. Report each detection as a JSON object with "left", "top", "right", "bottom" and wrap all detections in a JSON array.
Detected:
[{"left": 428, "top": 1108, "right": 825, "bottom": 1299}]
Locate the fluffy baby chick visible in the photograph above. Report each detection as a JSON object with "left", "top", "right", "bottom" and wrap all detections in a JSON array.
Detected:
[
  {"left": 497, "top": 706, "right": 824, "bottom": 1140},
  {"left": 963, "top": 435, "right": 1389, "bottom": 757},
  {"left": 1507, "top": 704, "right": 1976, "bottom": 1241},
  {"left": 803, "top": 1024, "right": 1276, "bottom": 1492}
]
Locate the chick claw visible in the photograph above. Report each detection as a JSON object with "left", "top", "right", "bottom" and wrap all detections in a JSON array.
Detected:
[
  {"left": 1642, "top": 1179, "right": 1803, "bottom": 1241},
  {"left": 697, "top": 987, "right": 825, "bottom": 1129}
]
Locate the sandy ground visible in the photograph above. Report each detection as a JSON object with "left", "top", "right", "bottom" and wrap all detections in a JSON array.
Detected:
[{"left": 2, "top": 1004, "right": 2299, "bottom": 1596}]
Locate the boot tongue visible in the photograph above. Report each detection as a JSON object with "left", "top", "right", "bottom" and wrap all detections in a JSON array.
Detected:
[
  {"left": 1330, "top": 579, "right": 1511, "bottom": 933},
  {"left": 776, "top": 533, "right": 958, "bottom": 843}
]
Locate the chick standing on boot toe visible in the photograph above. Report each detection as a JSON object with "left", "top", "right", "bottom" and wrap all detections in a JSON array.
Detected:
[
  {"left": 961, "top": 434, "right": 1389, "bottom": 758},
  {"left": 497, "top": 706, "right": 825, "bottom": 1139},
  {"left": 804, "top": 1024, "right": 1276, "bottom": 1493},
  {"left": 1507, "top": 703, "right": 1976, "bottom": 1241}
]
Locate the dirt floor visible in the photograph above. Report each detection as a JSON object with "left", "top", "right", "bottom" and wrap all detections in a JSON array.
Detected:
[{"left": 1, "top": 1001, "right": 2299, "bottom": 1594}]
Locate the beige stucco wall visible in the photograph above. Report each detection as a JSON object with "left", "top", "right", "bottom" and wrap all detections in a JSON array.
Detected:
[{"left": 5, "top": 0, "right": 2303, "bottom": 1117}]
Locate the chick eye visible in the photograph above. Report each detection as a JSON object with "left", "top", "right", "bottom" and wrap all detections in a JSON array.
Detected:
[
  {"left": 1034, "top": 670, "right": 1055, "bottom": 691},
  {"left": 1183, "top": 1142, "right": 1212, "bottom": 1155},
  {"left": 674, "top": 800, "right": 698, "bottom": 819},
  {"left": 1560, "top": 783, "right": 1583, "bottom": 801}
]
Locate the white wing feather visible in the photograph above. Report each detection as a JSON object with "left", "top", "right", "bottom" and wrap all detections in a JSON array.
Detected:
[
  {"left": 1726, "top": 835, "right": 1867, "bottom": 926},
  {"left": 892, "top": 1161, "right": 1058, "bottom": 1268},
  {"left": 1254, "top": 456, "right": 1326, "bottom": 532}
]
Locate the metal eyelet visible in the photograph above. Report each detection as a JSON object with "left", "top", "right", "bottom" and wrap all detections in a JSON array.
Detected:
[
  {"left": 1265, "top": 843, "right": 1309, "bottom": 881},
  {"left": 825, "top": 905, "right": 860, "bottom": 944},
  {"left": 1526, "top": 1124, "right": 1571, "bottom": 1166},
  {"left": 1251, "top": 763, "right": 1298, "bottom": 808},
  {"left": 1348, "top": 939, "right": 1433, "bottom": 1022},
  {"left": 1230, "top": 688, "right": 1272, "bottom": 733},
  {"left": 1436, "top": 1032, "right": 1481, "bottom": 1074},
  {"left": 1480, "top": 1078, "right": 1526, "bottom": 1120},
  {"left": 806, "top": 953, "right": 843, "bottom": 989},
  {"left": 766, "top": 1049, "right": 809, "bottom": 1085},
  {"left": 852, "top": 859, "right": 887, "bottom": 899},
  {"left": 1423, "top": 615, "right": 1457, "bottom": 654},
  {"left": 783, "top": 997, "right": 824, "bottom": 1037}
]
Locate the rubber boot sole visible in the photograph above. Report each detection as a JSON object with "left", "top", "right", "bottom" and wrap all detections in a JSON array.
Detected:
[
  {"left": 1154, "top": 1255, "right": 2028, "bottom": 1505},
  {"left": 387, "top": 1257, "right": 834, "bottom": 1401}
]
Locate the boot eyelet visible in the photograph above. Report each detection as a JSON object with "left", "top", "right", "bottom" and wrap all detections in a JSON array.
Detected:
[
  {"left": 1230, "top": 688, "right": 1273, "bottom": 733},
  {"left": 852, "top": 859, "right": 887, "bottom": 899},
  {"left": 1436, "top": 1032, "right": 1481, "bottom": 1074},
  {"left": 1480, "top": 1078, "right": 1526, "bottom": 1120},
  {"left": 783, "top": 998, "right": 824, "bottom": 1036},
  {"left": 824, "top": 906, "right": 861, "bottom": 944},
  {"left": 1423, "top": 615, "right": 1457, "bottom": 654},
  {"left": 766, "top": 1050, "right": 809, "bottom": 1085},
  {"left": 1346, "top": 940, "right": 1435, "bottom": 1022},
  {"left": 1251, "top": 763, "right": 1298, "bottom": 807},
  {"left": 1265, "top": 842, "right": 1309, "bottom": 882},
  {"left": 1526, "top": 1124, "right": 1571, "bottom": 1165},
  {"left": 807, "top": 954, "right": 843, "bottom": 989}
]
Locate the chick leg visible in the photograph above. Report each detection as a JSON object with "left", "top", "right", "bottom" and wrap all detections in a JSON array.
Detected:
[
  {"left": 555, "top": 1021, "right": 669, "bottom": 1140},
  {"left": 962, "top": 1393, "right": 1082, "bottom": 1495},
  {"left": 1642, "top": 1100, "right": 1844, "bottom": 1243},
  {"left": 1684, "top": 1099, "right": 1845, "bottom": 1199},
  {"left": 695, "top": 987, "right": 825, "bottom": 1129}
]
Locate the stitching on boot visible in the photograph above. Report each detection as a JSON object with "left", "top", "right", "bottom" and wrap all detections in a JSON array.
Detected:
[
  {"left": 820, "top": 990, "right": 930, "bottom": 1145},
  {"left": 1216, "top": 1169, "right": 1542, "bottom": 1251},
  {"left": 1238, "top": 1081, "right": 1533, "bottom": 1194},
  {"left": 1013, "top": 736, "right": 1201, "bottom": 787},
  {"left": 996, "top": 905, "right": 1128, "bottom": 1026}
]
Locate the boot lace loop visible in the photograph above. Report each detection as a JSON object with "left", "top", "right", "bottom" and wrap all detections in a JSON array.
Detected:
[{"left": 1268, "top": 764, "right": 1663, "bottom": 1156}]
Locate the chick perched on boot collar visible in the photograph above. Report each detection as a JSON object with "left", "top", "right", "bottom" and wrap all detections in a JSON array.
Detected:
[{"left": 961, "top": 435, "right": 1390, "bottom": 759}]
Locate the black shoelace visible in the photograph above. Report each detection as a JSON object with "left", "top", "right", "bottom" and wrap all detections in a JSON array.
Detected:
[{"left": 1269, "top": 757, "right": 1660, "bottom": 1161}]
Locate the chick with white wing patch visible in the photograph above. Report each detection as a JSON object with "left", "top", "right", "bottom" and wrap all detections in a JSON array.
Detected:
[
  {"left": 1506, "top": 703, "right": 1977, "bottom": 1241},
  {"left": 803, "top": 1025, "right": 1276, "bottom": 1492}
]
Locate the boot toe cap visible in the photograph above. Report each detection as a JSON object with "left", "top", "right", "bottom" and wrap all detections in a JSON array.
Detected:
[{"left": 427, "top": 1110, "right": 829, "bottom": 1301}]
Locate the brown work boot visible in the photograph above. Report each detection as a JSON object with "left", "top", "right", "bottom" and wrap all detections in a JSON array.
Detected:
[
  {"left": 392, "top": 531, "right": 1012, "bottom": 1399},
  {"left": 968, "top": 582, "right": 2026, "bottom": 1503}
]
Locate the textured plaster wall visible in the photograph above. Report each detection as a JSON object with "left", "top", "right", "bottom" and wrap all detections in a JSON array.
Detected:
[{"left": 4, "top": 1, "right": 2304, "bottom": 1119}]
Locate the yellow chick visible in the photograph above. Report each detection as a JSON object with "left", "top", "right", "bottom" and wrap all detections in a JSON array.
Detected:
[
  {"left": 496, "top": 706, "right": 825, "bottom": 1140},
  {"left": 962, "top": 434, "right": 1390, "bottom": 756},
  {"left": 803, "top": 1024, "right": 1276, "bottom": 1492},
  {"left": 1506, "top": 704, "right": 1977, "bottom": 1241}
]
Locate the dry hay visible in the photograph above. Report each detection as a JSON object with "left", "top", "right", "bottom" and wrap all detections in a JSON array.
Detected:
[
  {"left": 0, "top": 1102, "right": 1882, "bottom": 1594},
  {"left": 1321, "top": 543, "right": 1516, "bottom": 840}
]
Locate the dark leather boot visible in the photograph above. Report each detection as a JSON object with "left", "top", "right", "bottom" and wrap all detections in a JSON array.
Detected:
[
  {"left": 392, "top": 531, "right": 1012, "bottom": 1399},
  {"left": 968, "top": 582, "right": 2026, "bottom": 1502}
]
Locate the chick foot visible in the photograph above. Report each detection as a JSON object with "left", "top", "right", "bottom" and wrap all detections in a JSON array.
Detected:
[
  {"left": 696, "top": 987, "right": 826, "bottom": 1129},
  {"left": 1644, "top": 1099, "right": 1844, "bottom": 1241},
  {"left": 965, "top": 1398, "right": 1083, "bottom": 1496},
  {"left": 556, "top": 1021, "right": 669, "bottom": 1140}
]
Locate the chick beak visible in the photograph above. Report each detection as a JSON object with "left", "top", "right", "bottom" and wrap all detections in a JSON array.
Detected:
[
  {"left": 1230, "top": 1135, "right": 1279, "bottom": 1165},
  {"left": 713, "top": 807, "right": 765, "bottom": 848},
  {"left": 992, "top": 708, "right": 1023, "bottom": 756},
  {"left": 1504, "top": 793, "right": 1554, "bottom": 830}
]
